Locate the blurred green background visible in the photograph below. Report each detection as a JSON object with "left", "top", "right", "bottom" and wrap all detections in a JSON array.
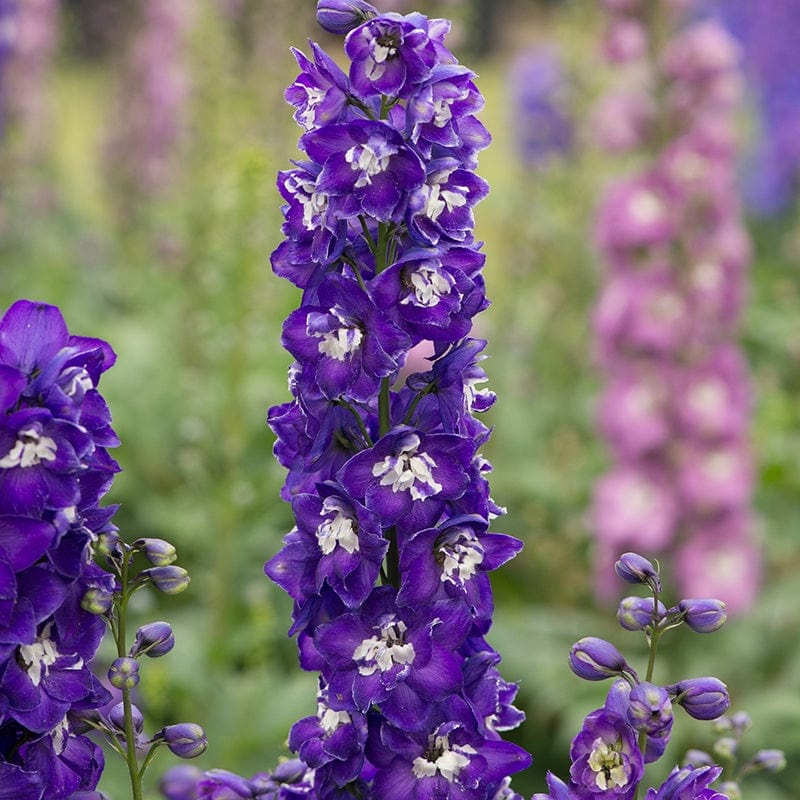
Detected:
[{"left": 1, "top": 1, "right": 798, "bottom": 797}]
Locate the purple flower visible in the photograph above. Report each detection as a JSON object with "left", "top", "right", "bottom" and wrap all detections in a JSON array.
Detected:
[
  {"left": 678, "top": 599, "right": 727, "bottom": 634},
  {"left": 338, "top": 426, "right": 473, "bottom": 528},
  {"left": 568, "top": 708, "right": 644, "bottom": 799},
  {"left": 617, "top": 596, "right": 666, "bottom": 632},
  {"left": 532, "top": 772, "right": 575, "bottom": 800},
  {"left": 614, "top": 552, "right": 661, "bottom": 591},
  {"left": 344, "top": 13, "right": 438, "bottom": 99},
  {"left": 643, "top": 764, "right": 723, "bottom": 800},
  {"left": 285, "top": 44, "right": 350, "bottom": 131},
  {"left": 302, "top": 119, "right": 425, "bottom": 222}
]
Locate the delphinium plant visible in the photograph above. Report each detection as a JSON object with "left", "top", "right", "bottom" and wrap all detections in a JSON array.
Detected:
[
  {"left": 589, "top": 0, "right": 759, "bottom": 613},
  {"left": 532, "top": 551, "right": 784, "bottom": 800},
  {"left": 0, "top": 299, "right": 205, "bottom": 799},
  {"left": 161, "top": 0, "right": 532, "bottom": 798}
]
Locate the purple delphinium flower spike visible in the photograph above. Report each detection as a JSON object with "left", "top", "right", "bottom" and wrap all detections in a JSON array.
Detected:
[
  {"left": 0, "top": 300, "right": 120, "bottom": 798},
  {"left": 257, "top": 6, "right": 530, "bottom": 799}
]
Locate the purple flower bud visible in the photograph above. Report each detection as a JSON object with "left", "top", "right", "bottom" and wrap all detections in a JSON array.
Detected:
[
  {"left": 108, "top": 701, "right": 144, "bottom": 735},
  {"left": 718, "top": 782, "right": 742, "bottom": 800},
  {"left": 96, "top": 532, "right": 122, "bottom": 558},
  {"left": 679, "top": 598, "right": 727, "bottom": 633},
  {"left": 159, "top": 765, "right": 204, "bottom": 800},
  {"left": 683, "top": 749, "right": 715, "bottom": 767},
  {"left": 729, "top": 710, "right": 752, "bottom": 733},
  {"left": 142, "top": 565, "right": 190, "bottom": 595},
  {"left": 316, "top": 0, "right": 376, "bottom": 35},
  {"left": 133, "top": 537, "right": 178, "bottom": 566},
  {"left": 569, "top": 636, "right": 630, "bottom": 681},
  {"left": 108, "top": 657, "right": 140, "bottom": 690},
  {"left": 713, "top": 737, "right": 738, "bottom": 760},
  {"left": 627, "top": 682, "right": 673, "bottom": 735},
  {"left": 81, "top": 587, "right": 114, "bottom": 615},
  {"left": 617, "top": 596, "right": 666, "bottom": 631},
  {"left": 614, "top": 552, "right": 662, "bottom": 592},
  {"left": 130, "top": 621, "right": 175, "bottom": 658},
  {"left": 668, "top": 677, "right": 730, "bottom": 720},
  {"left": 159, "top": 723, "right": 208, "bottom": 759},
  {"left": 750, "top": 749, "right": 786, "bottom": 772}
]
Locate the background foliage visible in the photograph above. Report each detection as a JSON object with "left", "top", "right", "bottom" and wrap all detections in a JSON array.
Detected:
[{"left": 1, "top": 1, "right": 798, "bottom": 797}]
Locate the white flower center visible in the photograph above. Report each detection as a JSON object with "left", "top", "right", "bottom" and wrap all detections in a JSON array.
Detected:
[
  {"left": 432, "top": 97, "right": 454, "bottom": 128},
  {"left": 316, "top": 497, "right": 359, "bottom": 555},
  {"left": 629, "top": 190, "right": 664, "bottom": 226},
  {"left": 422, "top": 182, "right": 467, "bottom": 222},
  {"left": 18, "top": 631, "right": 61, "bottom": 687},
  {"left": 309, "top": 307, "right": 363, "bottom": 362},
  {"left": 51, "top": 716, "right": 70, "bottom": 754},
  {"left": 465, "top": 376, "right": 491, "bottom": 412},
  {"left": 587, "top": 738, "right": 629, "bottom": 790},
  {"left": 687, "top": 380, "right": 726, "bottom": 416},
  {"left": 285, "top": 174, "right": 327, "bottom": 230},
  {"left": 353, "top": 619, "right": 415, "bottom": 675},
  {"left": 345, "top": 142, "right": 391, "bottom": 188},
  {"left": 0, "top": 428, "right": 57, "bottom": 469},
  {"left": 318, "top": 703, "right": 352, "bottom": 734},
  {"left": 372, "top": 434, "right": 442, "bottom": 501},
  {"left": 438, "top": 528, "right": 483, "bottom": 585},
  {"left": 300, "top": 85, "right": 326, "bottom": 129},
  {"left": 62, "top": 367, "right": 93, "bottom": 397},
  {"left": 402, "top": 263, "right": 454, "bottom": 308},
  {"left": 412, "top": 734, "right": 476, "bottom": 782}
]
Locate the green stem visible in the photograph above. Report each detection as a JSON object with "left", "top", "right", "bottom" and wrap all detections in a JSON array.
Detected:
[{"left": 117, "top": 555, "right": 143, "bottom": 800}]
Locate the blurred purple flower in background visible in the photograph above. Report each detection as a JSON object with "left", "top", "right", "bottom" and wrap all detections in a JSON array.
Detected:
[
  {"left": 706, "top": 0, "right": 800, "bottom": 216},
  {"left": 507, "top": 47, "right": 573, "bottom": 167},
  {"left": 0, "top": 0, "right": 17, "bottom": 138},
  {"left": 590, "top": 1, "right": 760, "bottom": 615}
]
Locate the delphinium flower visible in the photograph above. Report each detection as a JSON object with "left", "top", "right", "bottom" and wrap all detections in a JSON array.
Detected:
[
  {"left": 104, "top": 0, "right": 194, "bottom": 198},
  {"left": 0, "top": 299, "right": 120, "bottom": 797},
  {"left": 705, "top": 0, "right": 800, "bottom": 216},
  {"left": 508, "top": 46, "right": 573, "bottom": 168},
  {"left": 589, "top": 0, "right": 759, "bottom": 614},
  {"left": 161, "top": 2, "right": 530, "bottom": 799},
  {"left": 534, "top": 552, "right": 735, "bottom": 800},
  {"left": 0, "top": 300, "right": 206, "bottom": 799}
]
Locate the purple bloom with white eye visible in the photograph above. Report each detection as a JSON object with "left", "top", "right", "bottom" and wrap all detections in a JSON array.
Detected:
[
  {"left": 265, "top": 484, "right": 387, "bottom": 608},
  {"left": 282, "top": 275, "right": 409, "bottom": 402},
  {"left": 314, "top": 586, "right": 469, "bottom": 730},
  {"left": 344, "top": 12, "right": 438, "bottom": 99},
  {"left": 406, "top": 158, "right": 489, "bottom": 246},
  {"left": 397, "top": 515, "right": 522, "bottom": 622},
  {"left": 285, "top": 43, "right": 350, "bottom": 132},
  {"left": 569, "top": 708, "right": 644, "bottom": 799},
  {"left": 302, "top": 119, "right": 425, "bottom": 222},
  {"left": 339, "top": 425, "right": 473, "bottom": 528},
  {"left": 370, "top": 246, "right": 488, "bottom": 344}
]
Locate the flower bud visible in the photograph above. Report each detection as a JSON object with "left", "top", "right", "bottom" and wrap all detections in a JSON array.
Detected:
[
  {"left": 133, "top": 537, "right": 178, "bottom": 567},
  {"left": 108, "top": 701, "right": 144, "bottom": 735},
  {"left": 729, "top": 710, "right": 751, "bottom": 733},
  {"left": 81, "top": 587, "right": 114, "bottom": 615},
  {"left": 627, "top": 682, "right": 673, "bottom": 735},
  {"left": 614, "top": 552, "right": 662, "bottom": 592},
  {"left": 142, "top": 566, "right": 190, "bottom": 595},
  {"left": 713, "top": 736, "right": 738, "bottom": 760},
  {"left": 683, "top": 749, "right": 715, "bottom": 767},
  {"left": 750, "top": 749, "right": 786, "bottom": 772},
  {"left": 130, "top": 621, "right": 175, "bottom": 658},
  {"left": 95, "top": 532, "right": 121, "bottom": 559},
  {"left": 617, "top": 596, "right": 666, "bottom": 631},
  {"left": 569, "top": 636, "right": 631, "bottom": 681},
  {"left": 718, "top": 781, "right": 742, "bottom": 800},
  {"left": 668, "top": 677, "right": 730, "bottom": 720},
  {"left": 159, "top": 765, "right": 204, "bottom": 800},
  {"left": 316, "top": 0, "right": 377, "bottom": 35},
  {"left": 678, "top": 598, "right": 727, "bottom": 633},
  {"left": 108, "top": 657, "right": 140, "bottom": 690},
  {"left": 158, "top": 723, "right": 208, "bottom": 759}
]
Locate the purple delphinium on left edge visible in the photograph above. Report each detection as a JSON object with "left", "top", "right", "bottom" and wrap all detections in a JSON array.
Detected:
[
  {"left": 0, "top": 300, "right": 119, "bottom": 798},
  {"left": 160, "top": 2, "right": 531, "bottom": 799}
]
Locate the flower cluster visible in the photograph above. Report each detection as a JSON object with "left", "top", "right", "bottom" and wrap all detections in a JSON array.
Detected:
[
  {"left": 262, "top": 4, "right": 532, "bottom": 798},
  {"left": 589, "top": 0, "right": 759, "bottom": 613},
  {"left": 534, "top": 552, "right": 734, "bottom": 800},
  {"left": 508, "top": 47, "right": 573, "bottom": 168},
  {"left": 0, "top": 300, "right": 120, "bottom": 797}
]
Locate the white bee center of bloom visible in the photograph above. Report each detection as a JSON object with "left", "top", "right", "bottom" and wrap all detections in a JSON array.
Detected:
[
  {"left": 353, "top": 619, "right": 415, "bottom": 676},
  {"left": 372, "top": 434, "right": 442, "bottom": 500},
  {"left": 412, "top": 733, "right": 476, "bottom": 782},
  {"left": 465, "top": 376, "right": 491, "bottom": 412},
  {"left": 18, "top": 629, "right": 63, "bottom": 687},
  {"left": 310, "top": 307, "right": 363, "bottom": 361},
  {"left": 316, "top": 497, "right": 359, "bottom": 555},
  {"left": 438, "top": 528, "right": 483, "bottom": 585},
  {"left": 63, "top": 368, "right": 93, "bottom": 397},
  {"left": 588, "top": 738, "right": 629, "bottom": 790},
  {"left": 432, "top": 97, "right": 454, "bottom": 128},
  {"left": 300, "top": 85, "right": 326, "bottom": 129},
  {"left": 286, "top": 174, "right": 327, "bottom": 231},
  {"left": 402, "top": 263, "right": 454, "bottom": 308},
  {"left": 345, "top": 142, "right": 391, "bottom": 188},
  {"left": 628, "top": 190, "right": 664, "bottom": 226},
  {"left": 422, "top": 182, "right": 467, "bottom": 222},
  {"left": 318, "top": 703, "right": 352, "bottom": 734},
  {"left": 649, "top": 291, "right": 685, "bottom": 324},
  {"left": 0, "top": 427, "right": 58, "bottom": 469}
]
